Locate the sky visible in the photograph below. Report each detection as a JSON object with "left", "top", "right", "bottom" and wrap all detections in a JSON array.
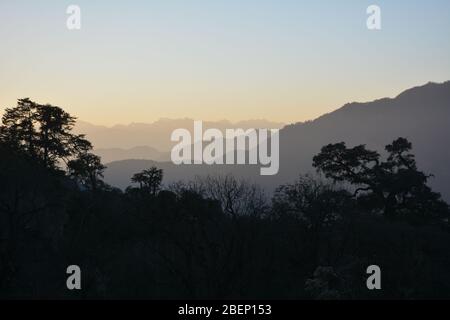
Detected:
[{"left": 0, "top": 0, "right": 449, "bottom": 126}]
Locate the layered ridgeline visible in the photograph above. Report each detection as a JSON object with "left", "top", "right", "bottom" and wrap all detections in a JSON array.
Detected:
[
  {"left": 76, "top": 119, "right": 285, "bottom": 149},
  {"left": 76, "top": 119, "right": 285, "bottom": 163},
  {"left": 103, "top": 81, "right": 450, "bottom": 200}
]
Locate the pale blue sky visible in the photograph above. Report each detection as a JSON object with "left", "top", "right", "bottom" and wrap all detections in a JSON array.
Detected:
[{"left": 1, "top": 0, "right": 449, "bottom": 124}]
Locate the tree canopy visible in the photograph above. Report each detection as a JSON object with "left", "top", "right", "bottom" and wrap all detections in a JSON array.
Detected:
[
  {"left": 313, "top": 137, "right": 449, "bottom": 221},
  {"left": 0, "top": 98, "right": 92, "bottom": 170},
  {"left": 2, "top": 99, "right": 450, "bottom": 299}
]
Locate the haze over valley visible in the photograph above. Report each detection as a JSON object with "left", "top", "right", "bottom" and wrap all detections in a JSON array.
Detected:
[{"left": 92, "top": 81, "right": 450, "bottom": 201}]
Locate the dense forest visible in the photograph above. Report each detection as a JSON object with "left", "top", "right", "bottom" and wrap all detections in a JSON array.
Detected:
[{"left": 1, "top": 99, "right": 450, "bottom": 299}]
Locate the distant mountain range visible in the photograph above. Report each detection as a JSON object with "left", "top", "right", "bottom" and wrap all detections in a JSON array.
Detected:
[
  {"left": 75, "top": 118, "right": 285, "bottom": 151},
  {"left": 94, "top": 146, "right": 170, "bottom": 164},
  {"left": 101, "top": 81, "right": 450, "bottom": 200}
]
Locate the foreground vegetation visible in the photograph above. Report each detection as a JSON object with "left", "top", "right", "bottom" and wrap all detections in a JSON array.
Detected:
[{"left": 1, "top": 99, "right": 450, "bottom": 299}]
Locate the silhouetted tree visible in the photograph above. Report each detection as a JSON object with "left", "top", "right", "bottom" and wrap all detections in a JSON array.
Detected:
[
  {"left": 313, "top": 137, "right": 449, "bottom": 221},
  {"left": 0, "top": 98, "right": 92, "bottom": 170},
  {"left": 131, "top": 167, "right": 163, "bottom": 196},
  {"left": 273, "top": 175, "right": 355, "bottom": 225},
  {"left": 170, "top": 175, "right": 268, "bottom": 218},
  {"left": 68, "top": 153, "right": 106, "bottom": 191},
  {"left": 272, "top": 175, "right": 356, "bottom": 268},
  {"left": 0, "top": 98, "right": 38, "bottom": 156}
]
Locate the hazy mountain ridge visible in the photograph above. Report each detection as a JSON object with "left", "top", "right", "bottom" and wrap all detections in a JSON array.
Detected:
[
  {"left": 103, "top": 81, "right": 450, "bottom": 200},
  {"left": 75, "top": 118, "right": 286, "bottom": 151},
  {"left": 93, "top": 146, "right": 170, "bottom": 164}
]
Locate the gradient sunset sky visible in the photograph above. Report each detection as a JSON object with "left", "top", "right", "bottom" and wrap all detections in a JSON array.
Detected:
[{"left": 1, "top": 0, "right": 449, "bottom": 125}]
